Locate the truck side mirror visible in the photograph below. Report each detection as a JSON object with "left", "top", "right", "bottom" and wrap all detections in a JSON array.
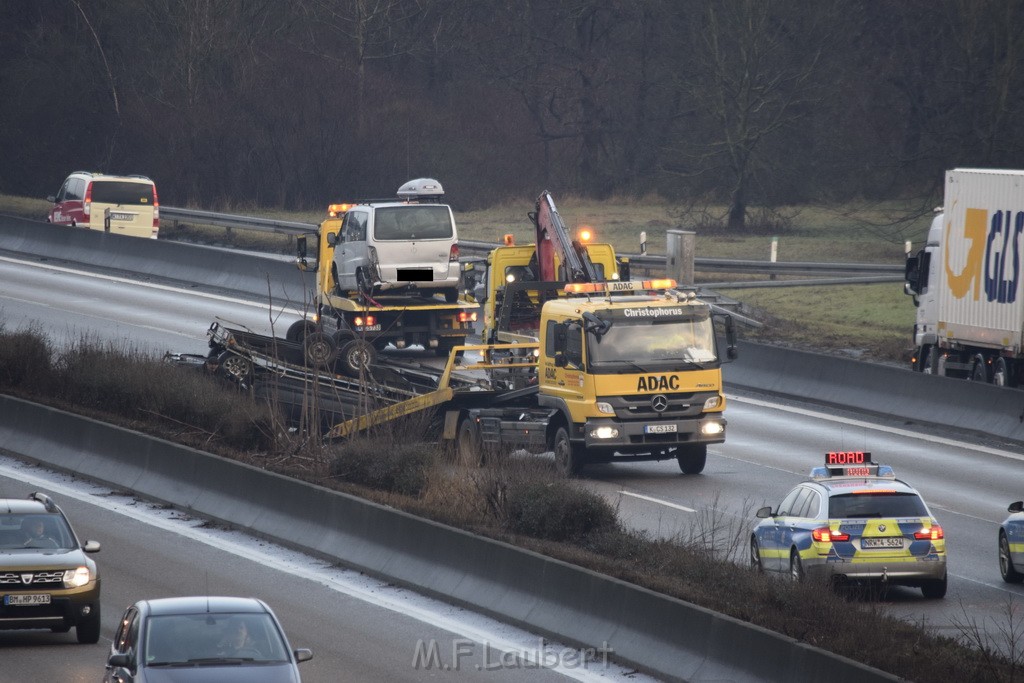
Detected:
[
  {"left": 297, "top": 236, "right": 307, "bottom": 260},
  {"left": 904, "top": 254, "right": 920, "bottom": 294},
  {"left": 326, "top": 232, "right": 338, "bottom": 246}
]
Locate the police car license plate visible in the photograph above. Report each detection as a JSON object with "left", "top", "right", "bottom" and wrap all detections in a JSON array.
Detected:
[
  {"left": 861, "top": 537, "right": 904, "bottom": 549},
  {"left": 644, "top": 424, "right": 677, "bottom": 434},
  {"left": 4, "top": 594, "right": 50, "bottom": 606},
  {"left": 110, "top": 212, "right": 133, "bottom": 220}
]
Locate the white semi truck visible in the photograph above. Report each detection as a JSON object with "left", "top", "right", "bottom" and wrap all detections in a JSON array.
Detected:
[{"left": 905, "top": 168, "right": 1024, "bottom": 386}]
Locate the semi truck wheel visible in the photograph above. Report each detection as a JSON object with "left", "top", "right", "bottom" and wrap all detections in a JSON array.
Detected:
[
  {"left": 993, "top": 357, "right": 1011, "bottom": 387},
  {"left": 970, "top": 355, "right": 989, "bottom": 382},
  {"left": 552, "top": 426, "right": 585, "bottom": 476},
  {"left": 920, "top": 345, "right": 938, "bottom": 374},
  {"left": 676, "top": 444, "right": 707, "bottom": 474}
]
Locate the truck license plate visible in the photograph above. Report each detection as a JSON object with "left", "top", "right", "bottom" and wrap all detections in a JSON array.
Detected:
[
  {"left": 110, "top": 212, "right": 133, "bottom": 221},
  {"left": 357, "top": 324, "right": 382, "bottom": 331},
  {"left": 861, "top": 537, "right": 903, "bottom": 549},
  {"left": 4, "top": 594, "right": 51, "bottom": 606},
  {"left": 644, "top": 424, "right": 677, "bottom": 434}
]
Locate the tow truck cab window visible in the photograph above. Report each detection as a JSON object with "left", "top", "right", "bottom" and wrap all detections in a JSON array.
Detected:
[{"left": 565, "top": 323, "right": 582, "bottom": 367}]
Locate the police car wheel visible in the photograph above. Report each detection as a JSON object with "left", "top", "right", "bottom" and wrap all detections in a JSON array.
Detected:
[
  {"left": 921, "top": 572, "right": 947, "bottom": 599},
  {"left": 789, "top": 550, "right": 805, "bottom": 583},
  {"left": 750, "top": 537, "right": 763, "bottom": 572},
  {"left": 1000, "top": 532, "right": 1024, "bottom": 583}
]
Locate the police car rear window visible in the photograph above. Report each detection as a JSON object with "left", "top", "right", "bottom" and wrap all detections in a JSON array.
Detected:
[
  {"left": 90, "top": 181, "right": 154, "bottom": 205},
  {"left": 828, "top": 492, "right": 928, "bottom": 518}
]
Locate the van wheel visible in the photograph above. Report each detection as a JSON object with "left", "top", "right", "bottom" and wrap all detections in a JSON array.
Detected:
[
  {"left": 356, "top": 267, "right": 374, "bottom": 295},
  {"left": 216, "top": 352, "right": 254, "bottom": 386},
  {"left": 338, "top": 339, "right": 376, "bottom": 377},
  {"left": 303, "top": 332, "right": 338, "bottom": 368},
  {"left": 286, "top": 320, "right": 317, "bottom": 343}
]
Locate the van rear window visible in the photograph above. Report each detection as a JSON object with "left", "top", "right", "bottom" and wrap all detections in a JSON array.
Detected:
[
  {"left": 90, "top": 181, "right": 154, "bottom": 205},
  {"left": 374, "top": 206, "right": 453, "bottom": 240}
]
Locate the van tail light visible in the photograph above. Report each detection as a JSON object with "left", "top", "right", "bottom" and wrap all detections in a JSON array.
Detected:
[
  {"left": 449, "top": 244, "right": 460, "bottom": 262},
  {"left": 152, "top": 186, "right": 160, "bottom": 237},
  {"left": 812, "top": 527, "right": 849, "bottom": 543},
  {"left": 83, "top": 182, "right": 93, "bottom": 217},
  {"left": 914, "top": 525, "right": 943, "bottom": 540}
]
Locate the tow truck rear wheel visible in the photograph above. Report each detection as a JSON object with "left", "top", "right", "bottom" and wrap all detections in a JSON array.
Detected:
[
  {"left": 553, "top": 426, "right": 585, "bottom": 476},
  {"left": 676, "top": 444, "right": 707, "bottom": 474},
  {"left": 338, "top": 339, "right": 376, "bottom": 377},
  {"left": 456, "top": 419, "right": 484, "bottom": 467},
  {"left": 303, "top": 332, "right": 338, "bottom": 368}
]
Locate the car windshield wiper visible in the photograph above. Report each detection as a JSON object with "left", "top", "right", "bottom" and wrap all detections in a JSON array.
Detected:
[
  {"left": 600, "top": 358, "right": 648, "bottom": 373},
  {"left": 655, "top": 356, "right": 708, "bottom": 369},
  {"left": 186, "top": 657, "right": 255, "bottom": 666}
]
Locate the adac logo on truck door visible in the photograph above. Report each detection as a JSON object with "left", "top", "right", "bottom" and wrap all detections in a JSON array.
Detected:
[{"left": 945, "top": 205, "right": 1024, "bottom": 303}]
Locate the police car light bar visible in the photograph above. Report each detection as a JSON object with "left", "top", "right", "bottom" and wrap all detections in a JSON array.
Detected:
[
  {"left": 810, "top": 451, "right": 896, "bottom": 480},
  {"left": 564, "top": 279, "right": 677, "bottom": 295}
]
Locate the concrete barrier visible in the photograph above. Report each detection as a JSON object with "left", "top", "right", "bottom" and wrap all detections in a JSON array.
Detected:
[
  {"left": 0, "top": 393, "right": 897, "bottom": 683},
  {"left": 0, "top": 216, "right": 309, "bottom": 307},
  {"left": 727, "top": 341, "right": 1024, "bottom": 445}
]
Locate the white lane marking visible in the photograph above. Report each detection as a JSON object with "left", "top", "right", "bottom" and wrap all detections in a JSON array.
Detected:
[
  {"left": 617, "top": 491, "right": 695, "bottom": 512},
  {"left": 2, "top": 457, "right": 647, "bottom": 682},
  {"left": 727, "top": 393, "right": 1024, "bottom": 461},
  {"left": 0, "top": 255, "right": 307, "bottom": 316}
]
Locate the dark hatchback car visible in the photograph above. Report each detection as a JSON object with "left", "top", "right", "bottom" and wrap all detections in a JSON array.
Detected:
[
  {"left": 104, "top": 596, "right": 312, "bottom": 683},
  {"left": 0, "top": 492, "right": 102, "bottom": 643}
]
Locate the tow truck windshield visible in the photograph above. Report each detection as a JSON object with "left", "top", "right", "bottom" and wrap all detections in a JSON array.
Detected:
[{"left": 586, "top": 313, "right": 717, "bottom": 372}]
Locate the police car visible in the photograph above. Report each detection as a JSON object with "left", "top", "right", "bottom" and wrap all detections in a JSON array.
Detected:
[
  {"left": 750, "top": 452, "right": 947, "bottom": 598},
  {"left": 998, "top": 501, "right": 1024, "bottom": 582}
]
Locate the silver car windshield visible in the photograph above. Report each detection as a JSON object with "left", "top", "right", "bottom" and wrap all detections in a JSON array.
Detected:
[{"left": 144, "top": 613, "right": 290, "bottom": 666}]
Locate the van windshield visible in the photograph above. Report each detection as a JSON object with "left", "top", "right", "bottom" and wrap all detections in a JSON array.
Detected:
[
  {"left": 374, "top": 206, "right": 453, "bottom": 240},
  {"left": 91, "top": 181, "right": 154, "bottom": 205}
]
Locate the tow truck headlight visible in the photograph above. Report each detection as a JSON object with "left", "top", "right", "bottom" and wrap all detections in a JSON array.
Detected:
[
  {"left": 590, "top": 426, "right": 619, "bottom": 439},
  {"left": 701, "top": 421, "right": 724, "bottom": 436},
  {"left": 63, "top": 566, "right": 92, "bottom": 588},
  {"left": 703, "top": 395, "right": 722, "bottom": 410},
  {"left": 596, "top": 402, "right": 614, "bottom": 414}
]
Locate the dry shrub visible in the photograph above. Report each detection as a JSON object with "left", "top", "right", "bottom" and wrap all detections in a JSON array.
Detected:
[
  {"left": 474, "top": 458, "right": 619, "bottom": 542},
  {"left": 0, "top": 325, "right": 53, "bottom": 391},
  {"left": 328, "top": 439, "right": 435, "bottom": 496}
]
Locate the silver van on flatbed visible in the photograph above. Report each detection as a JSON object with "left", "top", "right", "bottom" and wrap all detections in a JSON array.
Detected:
[{"left": 332, "top": 178, "right": 461, "bottom": 302}]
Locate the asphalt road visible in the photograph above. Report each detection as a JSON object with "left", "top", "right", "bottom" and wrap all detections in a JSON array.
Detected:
[{"left": 3, "top": 252, "right": 1024, "bottom": 663}]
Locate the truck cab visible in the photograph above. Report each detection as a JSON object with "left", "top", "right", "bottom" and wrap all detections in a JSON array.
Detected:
[{"left": 331, "top": 178, "right": 461, "bottom": 302}]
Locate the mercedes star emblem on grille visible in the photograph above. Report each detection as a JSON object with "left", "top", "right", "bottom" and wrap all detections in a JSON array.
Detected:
[{"left": 651, "top": 394, "right": 669, "bottom": 412}]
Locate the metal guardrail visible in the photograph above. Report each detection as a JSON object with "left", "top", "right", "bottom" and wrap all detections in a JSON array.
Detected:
[{"left": 164, "top": 207, "right": 905, "bottom": 280}]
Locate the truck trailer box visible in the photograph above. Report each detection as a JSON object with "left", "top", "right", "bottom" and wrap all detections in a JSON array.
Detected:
[{"left": 938, "top": 168, "right": 1024, "bottom": 352}]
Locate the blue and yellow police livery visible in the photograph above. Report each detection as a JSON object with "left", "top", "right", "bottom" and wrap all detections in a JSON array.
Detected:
[
  {"left": 750, "top": 452, "right": 947, "bottom": 598},
  {"left": 998, "top": 501, "right": 1024, "bottom": 583}
]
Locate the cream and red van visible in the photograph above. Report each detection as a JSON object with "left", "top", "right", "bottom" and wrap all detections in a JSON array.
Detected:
[{"left": 47, "top": 172, "right": 159, "bottom": 239}]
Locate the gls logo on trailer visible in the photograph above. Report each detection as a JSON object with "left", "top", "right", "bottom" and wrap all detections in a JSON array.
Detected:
[{"left": 945, "top": 206, "right": 1024, "bottom": 303}]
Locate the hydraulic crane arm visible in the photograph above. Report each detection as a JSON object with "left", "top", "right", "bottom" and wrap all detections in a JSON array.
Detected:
[{"left": 531, "top": 191, "right": 603, "bottom": 283}]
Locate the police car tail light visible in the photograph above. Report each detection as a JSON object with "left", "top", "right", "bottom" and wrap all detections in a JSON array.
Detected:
[
  {"left": 812, "top": 527, "right": 849, "bottom": 543},
  {"left": 63, "top": 566, "right": 91, "bottom": 588},
  {"left": 914, "top": 525, "right": 944, "bottom": 541}
]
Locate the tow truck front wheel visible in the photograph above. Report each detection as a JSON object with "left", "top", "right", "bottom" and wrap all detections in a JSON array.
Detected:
[
  {"left": 676, "top": 444, "right": 707, "bottom": 474},
  {"left": 552, "top": 426, "right": 585, "bottom": 476}
]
